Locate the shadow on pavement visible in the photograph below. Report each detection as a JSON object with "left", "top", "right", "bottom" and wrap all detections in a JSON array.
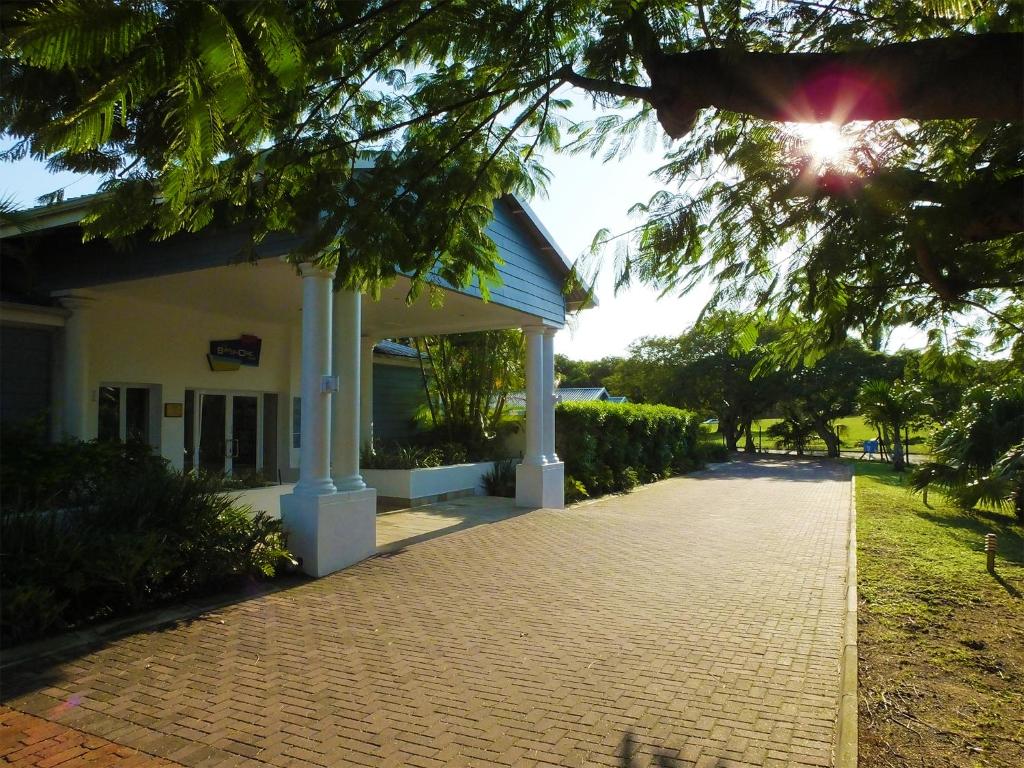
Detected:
[
  {"left": 684, "top": 456, "right": 852, "bottom": 483},
  {"left": 617, "top": 730, "right": 731, "bottom": 767},
  {"left": 376, "top": 496, "right": 533, "bottom": 554}
]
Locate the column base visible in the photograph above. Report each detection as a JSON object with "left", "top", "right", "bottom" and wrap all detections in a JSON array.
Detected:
[
  {"left": 280, "top": 488, "right": 377, "bottom": 577},
  {"left": 333, "top": 474, "right": 366, "bottom": 492},
  {"left": 515, "top": 461, "right": 564, "bottom": 509}
]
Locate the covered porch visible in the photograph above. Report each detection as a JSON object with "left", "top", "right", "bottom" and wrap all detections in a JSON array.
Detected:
[
  {"left": 1, "top": 193, "right": 581, "bottom": 577},
  {"left": 49, "top": 257, "right": 565, "bottom": 576}
]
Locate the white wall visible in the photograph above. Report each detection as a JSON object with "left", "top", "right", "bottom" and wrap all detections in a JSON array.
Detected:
[
  {"left": 363, "top": 462, "right": 497, "bottom": 501},
  {"left": 84, "top": 292, "right": 296, "bottom": 471}
]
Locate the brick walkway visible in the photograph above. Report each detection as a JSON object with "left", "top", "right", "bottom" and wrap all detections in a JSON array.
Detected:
[
  {"left": 1, "top": 458, "right": 851, "bottom": 768},
  {"left": 0, "top": 707, "right": 184, "bottom": 767}
]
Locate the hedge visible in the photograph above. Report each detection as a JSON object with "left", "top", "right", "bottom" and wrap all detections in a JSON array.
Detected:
[{"left": 555, "top": 401, "right": 701, "bottom": 501}]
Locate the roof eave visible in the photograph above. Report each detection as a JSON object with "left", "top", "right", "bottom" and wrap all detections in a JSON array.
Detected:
[
  {"left": 0, "top": 192, "right": 108, "bottom": 239},
  {"left": 502, "top": 194, "right": 596, "bottom": 311}
]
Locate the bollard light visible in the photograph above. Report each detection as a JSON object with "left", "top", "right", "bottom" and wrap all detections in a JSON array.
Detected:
[{"left": 985, "top": 533, "right": 997, "bottom": 573}]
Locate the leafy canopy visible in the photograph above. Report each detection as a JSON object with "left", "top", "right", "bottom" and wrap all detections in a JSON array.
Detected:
[{"left": 2, "top": 1, "right": 1021, "bottom": 353}]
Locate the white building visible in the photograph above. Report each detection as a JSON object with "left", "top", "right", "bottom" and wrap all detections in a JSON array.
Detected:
[{"left": 0, "top": 193, "right": 589, "bottom": 576}]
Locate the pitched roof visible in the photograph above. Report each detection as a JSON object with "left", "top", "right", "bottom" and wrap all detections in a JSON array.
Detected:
[
  {"left": 1, "top": 191, "right": 594, "bottom": 313},
  {"left": 556, "top": 387, "right": 609, "bottom": 402},
  {"left": 505, "top": 386, "right": 610, "bottom": 409},
  {"left": 373, "top": 340, "right": 421, "bottom": 359}
]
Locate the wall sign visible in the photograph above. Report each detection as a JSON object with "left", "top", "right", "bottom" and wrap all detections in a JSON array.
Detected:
[
  {"left": 208, "top": 335, "right": 262, "bottom": 371},
  {"left": 164, "top": 403, "right": 184, "bottom": 418}
]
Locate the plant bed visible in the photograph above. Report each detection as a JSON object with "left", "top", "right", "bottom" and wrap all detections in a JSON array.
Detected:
[
  {"left": 855, "top": 461, "right": 1024, "bottom": 767},
  {"left": 363, "top": 461, "right": 498, "bottom": 506}
]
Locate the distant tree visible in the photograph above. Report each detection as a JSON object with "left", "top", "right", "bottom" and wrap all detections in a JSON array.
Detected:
[
  {"left": 777, "top": 341, "right": 899, "bottom": 457},
  {"left": 858, "top": 379, "right": 926, "bottom": 471},
  {"left": 766, "top": 416, "right": 816, "bottom": 457},
  {"left": 554, "top": 354, "right": 628, "bottom": 392},
  {"left": 623, "top": 312, "right": 787, "bottom": 451}
]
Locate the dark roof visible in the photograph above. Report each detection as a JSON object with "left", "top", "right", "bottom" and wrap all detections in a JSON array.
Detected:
[{"left": 374, "top": 340, "right": 422, "bottom": 359}]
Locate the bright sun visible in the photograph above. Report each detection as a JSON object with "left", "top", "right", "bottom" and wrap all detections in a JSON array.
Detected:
[{"left": 793, "top": 122, "right": 854, "bottom": 169}]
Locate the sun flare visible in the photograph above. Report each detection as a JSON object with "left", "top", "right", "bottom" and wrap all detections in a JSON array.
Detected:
[{"left": 792, "top": 122, "right": 854, "bottom": 170}]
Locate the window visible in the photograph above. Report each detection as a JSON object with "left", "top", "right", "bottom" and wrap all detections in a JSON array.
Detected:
[
  {"left": 97, "top": 385, "right": 151, "bottom": 444},
  {"left": 292, "top": 396, "right": 301, "bottom": 449}
]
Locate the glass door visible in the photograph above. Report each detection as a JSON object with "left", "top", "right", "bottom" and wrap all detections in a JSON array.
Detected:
[
  {"left": 188, "top": 391, "right": 262, "bottom": 477},
  {"left": 197, "top": 393, "right": 227, "bottom": 474},
  {"left": 231, "top": 395, "right": 259, "bottom": 475}
]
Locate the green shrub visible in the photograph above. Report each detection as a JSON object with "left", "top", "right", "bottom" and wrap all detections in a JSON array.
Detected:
[
  {"left": 0, "top": 428, "right": 294, "bottom": 645},
  {"left": 564, "top": 475, "right": 589, "bottom": 504},
  {"left": 362, "top": 440, "right": 474, "bottom": 470},
  {"left": 363, "top": 443, "right": 436, "bottom": 469},
  {"left": 556, "top": 402, "right": 700, "bottom": 498},
  {"left": 697, "top": 442, "right": 731, "bottom": 463},
  {"left": 483, "top": 458, "right": 518, "bottom": 497}
]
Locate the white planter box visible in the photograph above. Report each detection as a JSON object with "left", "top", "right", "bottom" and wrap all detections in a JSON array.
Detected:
[{"left": 363, "top": 462, "right": 497, "bottom": 504}]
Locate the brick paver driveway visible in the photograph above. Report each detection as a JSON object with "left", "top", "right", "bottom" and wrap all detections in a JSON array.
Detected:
[{"left": 1, "top": 458, "right": 851, "bottom": 768}]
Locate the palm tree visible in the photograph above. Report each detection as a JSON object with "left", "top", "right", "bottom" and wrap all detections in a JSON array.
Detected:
[
  {"left": 857, "top": 380, "right": 923, "bottom": 472},
  {"left": 912, "top": 384, "right": 1024, "bottom": 522},
  {"left": 766, "top": 414, "right": 816, "bottom": 456}
]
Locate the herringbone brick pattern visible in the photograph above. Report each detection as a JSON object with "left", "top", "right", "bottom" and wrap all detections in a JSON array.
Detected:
[
  {"left": 0, "top": 706, "right": 181, "bottom": 767},
  {"left": 2, "top": 458, "right": 851, "bottom": 768}
]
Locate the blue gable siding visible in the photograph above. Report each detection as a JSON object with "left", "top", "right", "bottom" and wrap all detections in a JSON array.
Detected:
[{"left": 425, "top": 199, "right": 567, "bottom": 324}]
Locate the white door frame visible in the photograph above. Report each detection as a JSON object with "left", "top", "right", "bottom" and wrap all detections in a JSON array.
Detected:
[{"left": 191, "top": 389, "right": 264, "bottom": 476}]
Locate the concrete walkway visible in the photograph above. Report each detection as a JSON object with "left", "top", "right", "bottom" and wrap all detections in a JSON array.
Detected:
[{"left": 1, "top": 458, "right": 851, "bottom": 768}]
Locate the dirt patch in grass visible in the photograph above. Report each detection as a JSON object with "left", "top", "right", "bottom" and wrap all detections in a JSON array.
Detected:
[{"left": 856, "top": 461, "right": 1024, "bottom": 768}]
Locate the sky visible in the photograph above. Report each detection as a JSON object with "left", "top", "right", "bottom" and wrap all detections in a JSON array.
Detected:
[{"left": 2, "top": 120, "right": 925, "bottom": 360}]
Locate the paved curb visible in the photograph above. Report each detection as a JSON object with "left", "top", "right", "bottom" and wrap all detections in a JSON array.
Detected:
[{"left": 835, "top": 473, "right": 858, "bottom": 767}]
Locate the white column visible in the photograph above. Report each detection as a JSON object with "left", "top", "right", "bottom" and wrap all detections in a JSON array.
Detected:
[
  {"left": 294, "top": 263, "right": 336, "bottom": 497},
  {"left": 522, "top": 325, "right": 546, "bottom": 466},
  {"left": 360, "top": 337, "right": 376, "bottom": 451},
  {"left": 332, "top": 288, "right": 365, "bottom": 491},
  {"left": 542, "top": 327, "right": 559, "bottom": 463},
  {"left": 55, "top": 293, "right": 94, "bottom": 440}
]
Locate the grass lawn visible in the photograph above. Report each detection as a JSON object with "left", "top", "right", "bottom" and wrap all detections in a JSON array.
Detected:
[
  {"left": 751, "top": 415, "right": 933, "bottom": 454},
  {"left": 855, "top": 461, "right": 1024, "bottom": 767}
]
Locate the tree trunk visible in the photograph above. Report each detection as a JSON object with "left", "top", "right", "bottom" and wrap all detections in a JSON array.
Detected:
[
  {"left": 743, "top": 417, "right": 756, "bottom": 453},
  {"left": 812, "top": 419, "right": 841, "bottom": 458},
  {"left": 891, "top": 422, "right": 906, "bottom": 472},
  {"left": 413, "top": 338, "right": 438, "bottom": 428},
  {"left": 642, "top": 33, "right": 1023, "bottom": 139},
  {"left": 720, "top": 416, "right": 739, "bottom": 452}
]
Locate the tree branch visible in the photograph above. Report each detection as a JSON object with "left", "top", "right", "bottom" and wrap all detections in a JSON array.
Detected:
[
  {"left": 644, "top": 33, "right": 1024, "bottom": 138},
  {"left": 560, "top": 68, "right": 651, "bottom": 101}
]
